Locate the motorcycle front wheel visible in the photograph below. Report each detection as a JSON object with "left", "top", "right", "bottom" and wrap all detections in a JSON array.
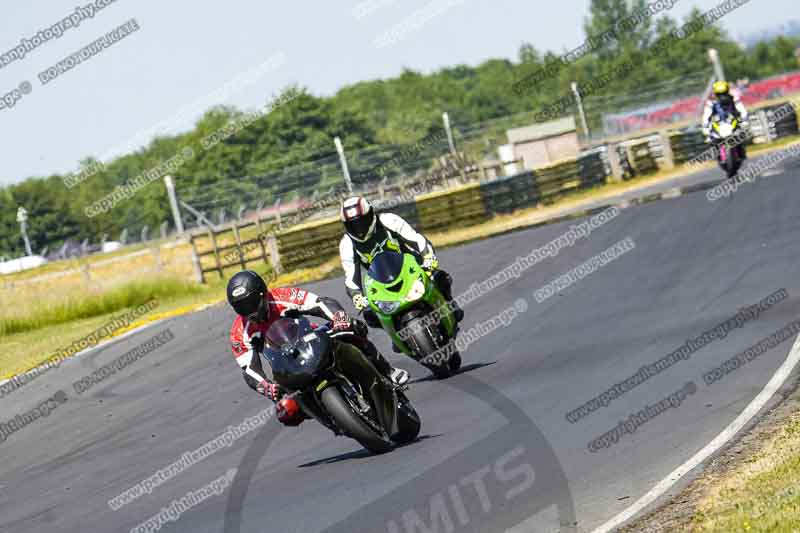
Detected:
[
  {"left": 405, "top": 316, "right": 459, "bottom": 378},
  {"left": 320, "top": 386, "right": 393, "bottom": 453}
]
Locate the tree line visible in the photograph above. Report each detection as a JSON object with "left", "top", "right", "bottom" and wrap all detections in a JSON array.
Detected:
[{"left": 1, "top": 1, "right": 797, "bottom": 257}]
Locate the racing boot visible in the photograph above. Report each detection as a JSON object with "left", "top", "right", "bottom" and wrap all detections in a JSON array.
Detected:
[
  {"left": 360, "top": 337, "right": 409, "bottom": 386},
  {"left": 432, "top": 270, "right": 464, "bottom": 322}
]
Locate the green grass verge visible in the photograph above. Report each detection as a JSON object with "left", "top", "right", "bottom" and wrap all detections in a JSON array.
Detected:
[
  {"left": 0, "top": 282, "right": 225, "bottom": 379},
  {"left": 0, "top": 263, "right": 356, "bottom": 380},
  {"left": 690, "top": 410, "right": 800, "bottom": 532},
  {"left": 0, "top": 277, "right": 204, "bottom": 337}
]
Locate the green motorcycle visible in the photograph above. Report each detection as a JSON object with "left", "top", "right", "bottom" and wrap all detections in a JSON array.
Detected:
[{"left": 364, "top": 251, "right": 462, "bottom": 378}]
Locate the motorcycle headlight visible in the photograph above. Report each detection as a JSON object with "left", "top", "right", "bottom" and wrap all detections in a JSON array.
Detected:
[
  {"left": 376, "top": 301, "right": 401, "bottom": 314},
  {"left": 405, "top": 279, "right": 426, "bottom": 302}
]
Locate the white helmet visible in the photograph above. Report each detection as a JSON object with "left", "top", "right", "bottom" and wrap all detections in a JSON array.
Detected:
[{"left": 340, "top": 196, "right": 376, "bottom": 242}]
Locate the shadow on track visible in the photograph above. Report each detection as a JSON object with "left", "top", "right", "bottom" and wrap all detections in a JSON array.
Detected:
[
  {"left": 297, "top": 435, "right": 443, "bottom": 468},
  {"left": 225, "top": 369, "right": 577, "bottom": 533},
  {"left": 408, "top": 361, "right": 497, "bottom": 384}
]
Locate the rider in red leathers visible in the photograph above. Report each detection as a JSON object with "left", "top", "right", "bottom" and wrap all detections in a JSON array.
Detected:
[{"left": 227, "top": 270, "right": 409, "bottom": 427}]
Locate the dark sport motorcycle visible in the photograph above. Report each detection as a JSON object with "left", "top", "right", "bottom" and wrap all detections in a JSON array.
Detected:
[{"left": 262, "top": 317, "right": 421, "bottom": 453}]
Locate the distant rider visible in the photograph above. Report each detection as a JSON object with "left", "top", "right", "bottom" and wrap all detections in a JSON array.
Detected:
[
  {"left": 702, "top": 80, "right": 750, "bottom": 159},
  {"left": 338, "top": 196, "right": 464, "bottom": 345},
  {"left": 227, "top": 270, "right": 409, "bottom": 427}
]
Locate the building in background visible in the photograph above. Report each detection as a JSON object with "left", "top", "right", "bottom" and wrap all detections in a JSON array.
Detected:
[{"left": 506, "top": 117, "right": 579, "bottom": 169}]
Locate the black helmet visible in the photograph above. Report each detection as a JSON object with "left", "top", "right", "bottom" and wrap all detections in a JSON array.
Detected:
[
  {"left": 227, "top": 270, "right": 269, "bottom": 322},
  {"left": 340, "top": 196, "right": 376, "bottom": 242}
]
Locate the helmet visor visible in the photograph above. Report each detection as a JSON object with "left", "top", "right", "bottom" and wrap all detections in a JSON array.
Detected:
[
  {"left": 233, "top": 293, "right": 268, "bottom": 322},
  {"left": 344, "top": 212, "right": 375, "bottom": 241}
]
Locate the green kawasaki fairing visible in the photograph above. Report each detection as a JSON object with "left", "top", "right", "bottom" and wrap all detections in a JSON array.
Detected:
[{"left": 364, "top": 251, "right": 457, "bottom": 359}]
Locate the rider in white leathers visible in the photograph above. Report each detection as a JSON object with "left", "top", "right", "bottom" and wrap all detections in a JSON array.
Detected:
[{"left": 338, "top": 196, "right": 464, "bottom": 348}]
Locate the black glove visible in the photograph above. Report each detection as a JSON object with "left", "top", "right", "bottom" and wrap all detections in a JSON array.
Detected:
[{"left": 350, "top": 318, "right": 368, "bottom": 338}]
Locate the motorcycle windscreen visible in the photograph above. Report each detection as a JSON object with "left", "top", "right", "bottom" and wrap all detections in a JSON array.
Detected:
[
  {"left": 262, "top": 317, "right": 331, "bottom": 390},
  {"left": 367, "top": 251, "right": 405, "bottom": 284}
]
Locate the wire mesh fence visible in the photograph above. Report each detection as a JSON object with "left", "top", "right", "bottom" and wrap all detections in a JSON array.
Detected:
[
  {"left": 172, "top": 67, "right": 800, "bottom": 238},
  {"left": 13, "top": 68, "right": 800, "bottom": 270},
  {"left": 583, "top": 71, "right": 712, "bottom": 141}
]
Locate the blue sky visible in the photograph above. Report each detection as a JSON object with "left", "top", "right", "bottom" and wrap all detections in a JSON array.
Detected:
[{"left": 0, "top": 0, "right": 790, "bottom": 185}]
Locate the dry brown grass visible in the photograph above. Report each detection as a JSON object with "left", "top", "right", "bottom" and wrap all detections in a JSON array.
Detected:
[{"left": 688, "top": 409, "right": 800, "bottom": 532}]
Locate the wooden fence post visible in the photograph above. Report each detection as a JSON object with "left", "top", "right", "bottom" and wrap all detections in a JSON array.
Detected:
[
  {"left": 266, "top": 235, "right": 282, "bottom": 277},
  {"left": 207, "top": 228, "right": 223, "bottom": 279},
  {"left": 189, "top": 235, "right": 204, "bottom": 284},
  {"left": 255, "top": 209, "right": 263, "bottom": 234},
  {"left": 274, "top": 198, "right": 282, "bottom": 229},
  {"left": 231, "top": 223, "right": 246, "bottom": 270}
]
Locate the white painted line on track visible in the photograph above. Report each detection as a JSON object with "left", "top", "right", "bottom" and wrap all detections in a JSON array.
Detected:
[{"left": 591, "top": 332, "right": 800, "bottom": 533}]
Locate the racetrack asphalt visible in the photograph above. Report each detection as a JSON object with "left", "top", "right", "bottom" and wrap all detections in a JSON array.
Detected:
[{"left": 2, "top": 152, "right": 800, "bottom": 532}]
